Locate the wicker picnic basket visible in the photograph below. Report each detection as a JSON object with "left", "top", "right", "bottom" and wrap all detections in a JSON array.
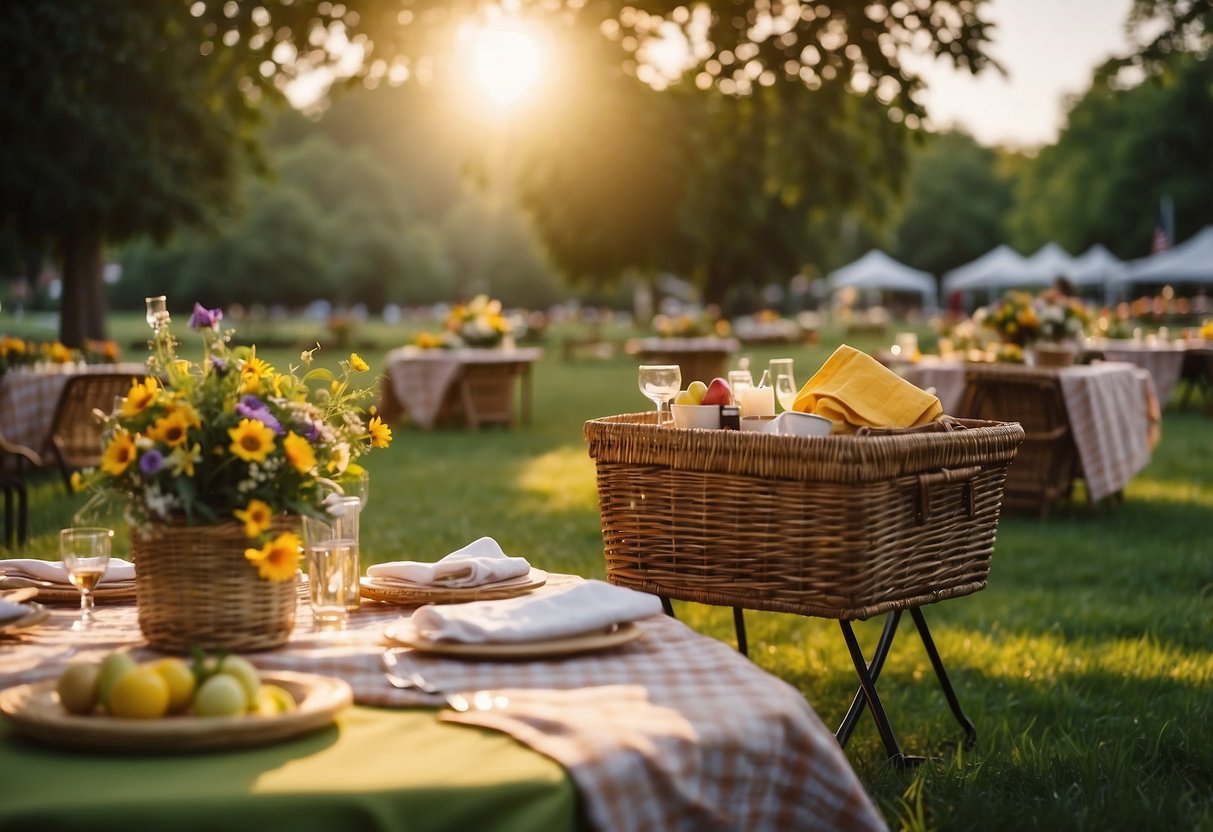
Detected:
[
  {"left": 132, "top": 516, "right": 300, "bottom": 653},
  {"left": 584, "top": 413, "right": 1025, "bottom": 621}
]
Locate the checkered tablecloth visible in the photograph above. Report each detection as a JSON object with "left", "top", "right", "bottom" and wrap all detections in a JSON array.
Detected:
[
  {"left": 902, "top": 360, "right": 1156, "bottom": 502},
  {"left": 0, "top": 364, "right": 147, "bottom": 457},
  {"left": 0, "top": 576, "right": 886, "bottom": 832},
  {"left": 1098, "top": 344, "right": 1185, "bottom": 406},
  {"left": 381, "top": 347, "right": 542, "bottom": 429}
]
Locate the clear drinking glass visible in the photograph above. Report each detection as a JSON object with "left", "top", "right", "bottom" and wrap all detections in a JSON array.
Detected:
[
  {"left": 727, "top": 369, "right": 754, "bottom": 395},
  {"left": 775, "top": 373, "right": 798, "bottom": 413},
  {"left": 770, "top": 359, "right": 796, "bottom": 411},
  {"left": 302, "top": 496, "right": 363, "bottom": 629},
  {"left": 59, "top": 527, "right": 113, "bottom": 631},
  {"left": 638, "top": 365, "right": 681, "bottom": 425},
  {"left": 144, "top": 295, "right": 168, "bottom": 332}
]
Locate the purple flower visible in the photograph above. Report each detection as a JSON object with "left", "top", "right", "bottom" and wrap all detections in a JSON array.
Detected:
[
  {"left": 236, "top": 395, "right": 283, "bottom": 435},
  {"left": 209, "top": 355, "right": 228, "bottom": 374},
  {"left": 139, "top": 449, "right": 164, "bottom": 477},
  {"left": 189, "top": 303, "right": 223, "bottom": 331}
]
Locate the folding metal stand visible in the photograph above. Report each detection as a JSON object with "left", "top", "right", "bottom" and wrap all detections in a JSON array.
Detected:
[{"left": 662, "top": 601, "right": 977, "bottom": 768}]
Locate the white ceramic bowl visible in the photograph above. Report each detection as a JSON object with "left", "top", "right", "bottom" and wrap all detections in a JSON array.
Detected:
[
  {"left": 672, "top": 404, "right": 721, "bottom": 430},
  {"left": 740, "top": 415, "right": 776, "bottom": 432},
  {"left": 770, "top": 411, "right": 833, "bottom": 437}
]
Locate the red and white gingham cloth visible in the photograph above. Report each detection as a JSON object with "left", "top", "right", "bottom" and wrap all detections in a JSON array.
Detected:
[
  {"left": 1, "top": 577, "right": 886, "bottom": 832},
  {"left": 1099, "top": 344, "right": 1185, "bottom": 407}
]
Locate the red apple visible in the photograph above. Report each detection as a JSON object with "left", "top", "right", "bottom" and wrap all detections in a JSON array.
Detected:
[{"left": 701, "top": 377, "right": 733, "bottom": 406}]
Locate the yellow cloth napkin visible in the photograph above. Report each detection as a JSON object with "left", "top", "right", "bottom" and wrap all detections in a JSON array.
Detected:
[{"left": 792, "top": 344, "right": 942, "bottom": 431}]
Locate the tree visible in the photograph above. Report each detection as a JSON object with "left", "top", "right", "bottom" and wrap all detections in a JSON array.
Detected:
[
  {"left": 894, "top": 131, "right": 1016, "bottom": 277},
  {"left": 1008, "top": 53, "right": 1213, "bottom": 257},
  {"left": 3, "top": 1, "right": 998, "bottom": 341}
]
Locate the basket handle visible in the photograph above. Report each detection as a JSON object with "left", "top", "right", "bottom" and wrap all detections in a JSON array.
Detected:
[{"left": 915, "top": 465, "right": 983, "bottom": 524}]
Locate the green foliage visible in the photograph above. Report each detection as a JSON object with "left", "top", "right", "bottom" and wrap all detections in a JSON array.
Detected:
[
  {"left": 1009, "top": 54, "right": 1213, "bottom": 256},
  {"left": 895, "top": 131, "right": 1016, "bottom": 277}
]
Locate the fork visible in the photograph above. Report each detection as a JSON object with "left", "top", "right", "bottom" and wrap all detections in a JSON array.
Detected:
[{"left": 380, "top": 649, "right": 471, "bottom": 712}]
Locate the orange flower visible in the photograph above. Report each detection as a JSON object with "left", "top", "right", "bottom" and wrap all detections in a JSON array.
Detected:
[
  {"left": 234, "top": 499, "right": 273, "bottom": 538},
  {"left": 101, "top": 432, "right": 137, "bottom": 476},
  {"left": 283, "top": 432, "right": 316, "bottom": 474}
]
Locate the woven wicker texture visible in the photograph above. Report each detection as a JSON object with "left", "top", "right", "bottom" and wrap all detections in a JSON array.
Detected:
[
  {"left": 584, "top": 413, "right": 1024, "bottom": 620},
  {"left": 133, "top": 517, "right": 299, "bottom": 652},
  {"left": 48, "top": 372, "right": 143, "bottom": 480},
  {"left": 956, "top": 364, "right": 1077, "bottom": 518}
]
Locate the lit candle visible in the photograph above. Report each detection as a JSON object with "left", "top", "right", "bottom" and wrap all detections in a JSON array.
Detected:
[{"left": 738, "top": 384, "right": 775, "bottom": 418}]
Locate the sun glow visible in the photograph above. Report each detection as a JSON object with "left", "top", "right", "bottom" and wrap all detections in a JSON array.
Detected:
[{"left": 468, "top": 23, "right": 543, "bottom": 106}]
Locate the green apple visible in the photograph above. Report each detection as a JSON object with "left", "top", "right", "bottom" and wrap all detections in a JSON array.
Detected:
[
  {"left": 687, "top": 380, "right": 708, "bottom": 405},
  {"left": 96, "top": 652, "right": 137, "bottom": 709},
  {"left": 217, "top": 655, "right": 261, "bottom": 702},
  {"left": 56, "top": 661, "right": 100, "bottom": 715},
  {"left": 193, "top": 674, "right": 248, "bottom": 717}
]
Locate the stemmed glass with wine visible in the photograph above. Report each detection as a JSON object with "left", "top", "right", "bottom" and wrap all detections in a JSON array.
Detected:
[
  {"left": 637, "top": 365, "right": 682, "bottom": 426},
  {"left": 770, "top": 358, "right": 797, "bottom": 412},
  {"left": 59, "top": 527, "right": 113, "bottom": 631}
]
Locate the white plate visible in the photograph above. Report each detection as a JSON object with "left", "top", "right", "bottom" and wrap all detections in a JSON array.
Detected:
[
  {"left": 383, "top": 619, "right": 642, "bottom": 660},
  {"left": 360, "top": 568, "right": 547, "bottom": 606},
  {"left": 0, "top": 670, "right": 352, "bottom": 752},
  {"left": 0, "top": 602, "right": 48, "bottom": 633}
]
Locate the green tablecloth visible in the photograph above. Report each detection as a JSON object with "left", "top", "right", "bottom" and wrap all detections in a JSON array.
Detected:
[{"left": 0, "top": 705, "right": 579, "bottom": 831}]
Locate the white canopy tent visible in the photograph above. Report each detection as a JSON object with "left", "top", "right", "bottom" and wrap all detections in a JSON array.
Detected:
[
  {"left": 827, "top": 249, "right": 938, "bottom": 310},
  {"left": 1069, "top": 244, "right": 1126, "bottom": 304},
  {"left": 1119, "top": 226, "right": 1213, "bottom": 286},
  {"left": 1015, "top": 243, "right": 1077, "bottom": 287},
  {"left": 941, "top": 245, "right": 1029, "bottom": 294}
]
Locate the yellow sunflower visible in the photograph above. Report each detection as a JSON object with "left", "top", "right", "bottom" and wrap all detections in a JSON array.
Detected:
[
  {"left": 349, "top": 353, "right": 369, "bottom": 372},
  {"left": 244, "top": 532, "right": 302, "bottom": 582},
  {"left": 147, "top": 410, "right": 192, "bottom": 448},
  {"left": 239, "top": 350, "right": 273, "bottom": 395},
  {"left": 122, "top": 377, "right": 160, "bottom": 417},
  {"left": 234, "top": 499, "right": 273, "bottom": 538},
  {"left": 228, "top": 418, "right": 276, "bottom": 462},
  {"left": 367, "top": 415, "right": 392, "bottom": 449},
  {"left": 283, "top": 431, "right": 316, "bottom": 474},
  {"left": 100, "top": 432, "right": 138, "bottom": 476}
]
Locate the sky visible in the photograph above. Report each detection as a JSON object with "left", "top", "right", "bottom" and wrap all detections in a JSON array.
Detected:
[{"left": 907, "top": 0, "right": 1138, "bottom": 148}]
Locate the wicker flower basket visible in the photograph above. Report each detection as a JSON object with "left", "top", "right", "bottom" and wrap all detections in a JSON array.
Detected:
[
  {"left": 584, "top": 413, "right": 1025, "bottom": 621},
  {"left": 132, "top": 516, "right": 300, "bottom": 653}
]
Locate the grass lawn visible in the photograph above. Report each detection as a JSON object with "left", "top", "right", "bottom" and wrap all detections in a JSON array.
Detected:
[{"left": 6, "top": 313, "right": 1212, "bottom": 830}]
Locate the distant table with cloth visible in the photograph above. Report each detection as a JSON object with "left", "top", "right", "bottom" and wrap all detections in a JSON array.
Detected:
[
  {"left": 1081, "top": 338, "right": 1187, "bottom": 407},
  {"left": 0, "top": 363, "right": 147, "bottom": 458},
  {"left": 623, "top": 337, "right": 740, "bottom": 387},
  {"left": 901, "top": 359, "right": 1157, "bottom": 513},
  {"left": 380, "top": 347, "right": 542, "bottom": 431},
  {"left": 0, "top": 578, "right": 886, "bottom": 832}
]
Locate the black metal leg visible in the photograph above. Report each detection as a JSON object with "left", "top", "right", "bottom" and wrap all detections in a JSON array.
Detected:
[
  {"left": 732, "top": 607, "right": 748, "bottom": 656},
  {"left": 838, "top": 619, "right": 922, "bottom": 768},
  {"left": 910, "top": 607, "right": 978, "bottom": 748},
  {"left": 16, "top": 481, "right": 27, "bottom": 547},
  {"left": 836, "top": 611, "right": 902, "bottom": 747},
  {"left": 660, "top": 596, "right": 675, "bottom": 618},
  {"left": 2, "top": 485, "right": 12, "bottom": 550}
]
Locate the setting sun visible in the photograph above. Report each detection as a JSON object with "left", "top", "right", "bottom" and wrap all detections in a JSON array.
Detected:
[{"left": 468, "top": 23, "right": 542, "bottom": 106}]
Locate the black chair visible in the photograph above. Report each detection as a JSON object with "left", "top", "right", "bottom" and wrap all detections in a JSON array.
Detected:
[{"left": 0, "top": 434, "right": 41, "bottom": 549}]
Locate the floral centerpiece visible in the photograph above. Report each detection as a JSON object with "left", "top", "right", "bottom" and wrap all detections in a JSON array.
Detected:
[
  {"left": 0, "top": 337, "right": 83, "bottom": 374},
  {"left": 446, "top": 294, "right": 511, "bottom": 347},
  {"left": 979, "top": 291, "right": 1039, "bottom": 346},
  {"left": 74, "top": 299, "right": 392, "bottom": 651},
  {"left": 651, "top": 309, "right": 731, "bottom": 339},
  {"left": 1036, "top": 289, "right": 1091, "bottom": 343}
]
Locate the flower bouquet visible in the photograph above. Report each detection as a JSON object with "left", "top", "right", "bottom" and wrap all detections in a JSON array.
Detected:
[
  {"left": 980, "top": 291, "right": 1040, "bottom": 346},
  {"left": 446, "top": 295, "right": 511, "bottom": 348},
  {"left": 1036, "top": 289, "right": 1091, "bottom": 343},
  {"left": 74, "top": 299, "right": 392, "bottom": 651}
]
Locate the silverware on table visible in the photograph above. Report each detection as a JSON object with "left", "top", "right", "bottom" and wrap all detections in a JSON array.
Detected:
[{"left": 380, "top": 649, "right": 473, "bottom": 712}]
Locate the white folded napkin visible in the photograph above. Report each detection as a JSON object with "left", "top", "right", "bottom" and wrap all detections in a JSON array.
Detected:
[
  {"left": 0, "top": 598, "right": 30, "bottom": 623},
  {"left": 410, "top": 580, "right": 664, "bottom": 644},
  {"left": 0, "top": 558, "right": 136, "bottom": 585},
  {"left": 366, "top": 537, "right": 530, "bottom": 589}
]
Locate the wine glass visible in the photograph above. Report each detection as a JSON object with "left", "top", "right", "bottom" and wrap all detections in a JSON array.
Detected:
[
  {"left": 775, "top": 373, "right": 799, "bottom": 413},
  {"left": 348, "top": 469, "right": 370, "bottom": 509},
  {"left": 145, "top": 295, "right": 168, "bottom": 333},
  {"left": 638, "top": 365, "right": 682, "bottom": 425},
  {"left": 59, "top": 527, "right": 113, "bottom": 631},
  {"left": 770, "top": 359, "right": 796, "bottom": 410}
]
